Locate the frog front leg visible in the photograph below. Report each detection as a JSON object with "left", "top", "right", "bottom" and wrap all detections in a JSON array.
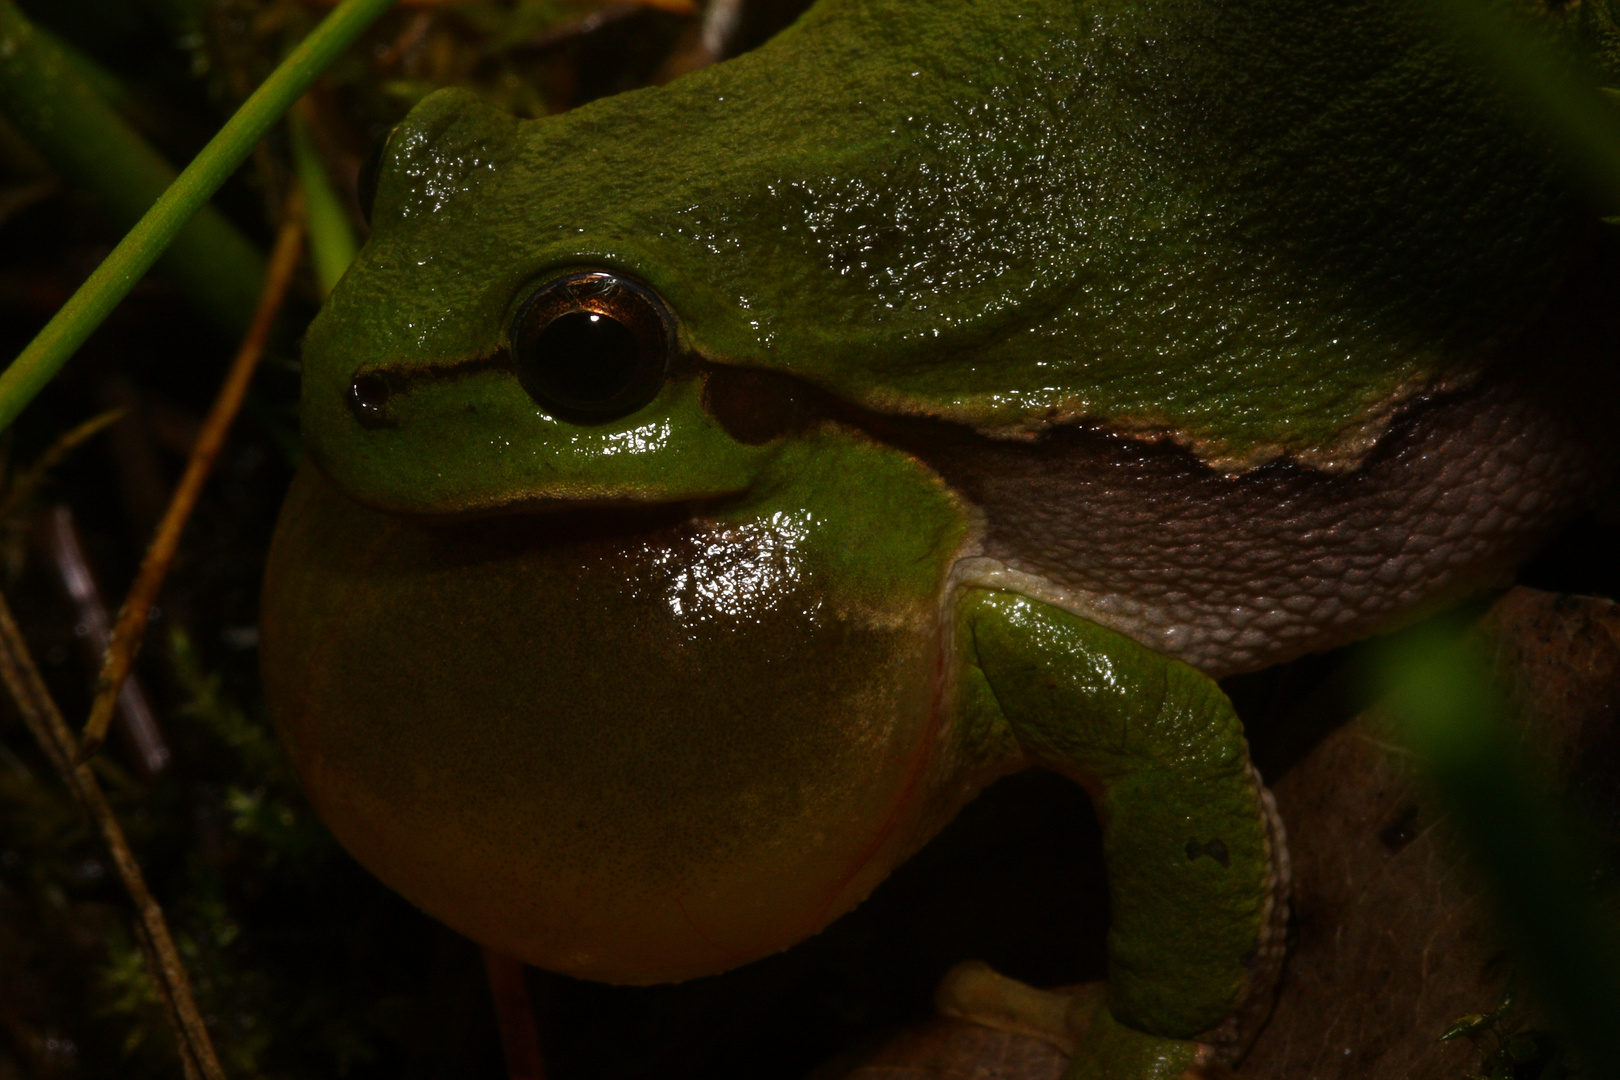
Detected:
[{"left": 951, "top": 588, "right": 1288, "bottom": 1079}]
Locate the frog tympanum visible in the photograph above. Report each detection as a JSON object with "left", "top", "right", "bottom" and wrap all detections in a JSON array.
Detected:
[{"left": 260, "top": 0, "right": 1620, "bottom": 1076}]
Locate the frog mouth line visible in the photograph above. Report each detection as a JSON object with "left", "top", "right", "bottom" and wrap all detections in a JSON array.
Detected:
[
  {"left": 338, "top": 347, "right": 1538, "bottom": 533},
  {"left": 343, "top": 346, "right": 828, "bottom": 449},
  {"left": 346, "top": 347, "right": 516, "bottom": 427}
]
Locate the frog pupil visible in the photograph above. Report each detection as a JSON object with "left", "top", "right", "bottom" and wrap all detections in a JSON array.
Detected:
[
  {"left": 510, "top": 271, "right": 673, "bottom": 422},
  {"left": 530, "top": 311, "right": 641, "bottom": 405}
]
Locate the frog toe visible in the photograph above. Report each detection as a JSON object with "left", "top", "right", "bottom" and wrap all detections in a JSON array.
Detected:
[
  {"left": 934, "top": 961, "right": 1227, "bottom": 1080},
  {"left": 934, "top": 959, "right": 1100, "bottom": 1052},
  {"left": 1058, "top": 1008, "right": 1212, "bottom": 1080}
]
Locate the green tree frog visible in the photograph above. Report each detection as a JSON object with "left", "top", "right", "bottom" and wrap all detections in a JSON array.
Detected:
[{"left": 260, "top": 0, "right": 1620, "bottom": 1076}]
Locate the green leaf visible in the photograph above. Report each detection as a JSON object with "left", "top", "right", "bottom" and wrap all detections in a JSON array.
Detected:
[
  {"left": 0, "top": 2, "right": 265, "bottom": 336},
  {"left": 0, "top": 0, "right": 399, "bottom": 435},
  {"left": 288, "top": 104, "right": 358, "bottom": 298}
]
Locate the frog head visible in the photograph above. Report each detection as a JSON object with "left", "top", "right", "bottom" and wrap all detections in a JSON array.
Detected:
[
  {"left": 303, "top": 0, "right": 1586, "bottom": 504},
  {"left": 301, "top": 85, "right": 776, "bottom": 517}
]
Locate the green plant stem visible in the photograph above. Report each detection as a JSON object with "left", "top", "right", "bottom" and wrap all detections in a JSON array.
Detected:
[
  {"left": 0, "top": 0, "right": 398, "bottom": 437},
  {"left": 33, "top": 24, "right": 136, "bottom": 119},
  {"left": 0, "top": 0, "right": 266, "bottom": 337},
  {"left": 289, "top": 100, "right": 358, "bottom": 298},
  {"left": 1392, "top": 639, "right": 1620, "bottom": 1078},
  {"left": 1426, "top": 0, "right": 1620, "bottom": 207}
]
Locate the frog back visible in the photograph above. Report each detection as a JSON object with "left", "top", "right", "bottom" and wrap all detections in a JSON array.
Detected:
[{"left": 342, "top": 0, "right": 1600, "bottom": 474}]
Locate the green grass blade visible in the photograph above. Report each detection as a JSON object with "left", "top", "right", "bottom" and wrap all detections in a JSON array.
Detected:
[
  {"left": 289, "top": 104, "right": 359, "bottom": 298},
  {"left": 1389, "top": 635, "right": 1620, "bottom": 1076},
  {"left": 1424, "top": 0, "right": 1620, "bottom": 206},
  {"left": 0, "top": 0, "right": 398, "bottom": 436},
  {"left": 0, "top": 2, "right": 266, "bottom": 338}
]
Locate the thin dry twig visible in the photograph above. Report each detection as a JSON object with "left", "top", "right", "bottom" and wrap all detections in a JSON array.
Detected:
[
  {"left": 655, "top": 0, "right": 743, "bottom": 83},
  {"left": 39, "top": 503, "right": 171, "bottom": 778},
  {"left": 0, "top": 408, "right": 124, "bottom": 526},
  {"left": 77, "top": 187, "right": 308, "bottom": 764},
  {"left": 482, "top": 947, "right": 547, "bottom": 1080},
  {"left": 515, "top": 3, "right": 645, "bottom": 52},
  {"left": 304, "top": 0, "right": 696, "bottom": 10},
  {"left": 372, "top": 11, "right": 434, "bottom": 75},
  {"left": 131, "top": 918, "right": 206, "bottom": 1080},
  {"left": 696, "top": 0, "right": 744, "bottom": 63},
  {"left": 0, "top": 590, "right": 226, "bottom": 1080}
]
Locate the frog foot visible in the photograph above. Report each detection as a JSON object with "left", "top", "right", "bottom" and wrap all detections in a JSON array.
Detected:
[{"left": 935, "top": 961, "right": 1230, "bottom": 1080}]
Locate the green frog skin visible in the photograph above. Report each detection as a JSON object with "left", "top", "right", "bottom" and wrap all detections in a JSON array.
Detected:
[{"left": 260, "top": 0, "right": 1620, "bottom": 1076}]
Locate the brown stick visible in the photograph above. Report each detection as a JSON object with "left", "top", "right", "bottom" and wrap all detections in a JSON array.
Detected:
[
  {"left": 77, "top": 187, "right": 307, "bottom": 764},
  {"left": 132, "top": 918, "right": 205, "bottom": 1080},
  {"left": 303, "top": 0, "right": 695, "bottom": 9},
  {"left": 656, "top": 0, "right": 744, "bottom": 80},
  {"left": 482, "top": 947, "right": 547, "bottom": 1080},
  {"left": 0, "top": 591, "right": 227, "bottom": 1080}
]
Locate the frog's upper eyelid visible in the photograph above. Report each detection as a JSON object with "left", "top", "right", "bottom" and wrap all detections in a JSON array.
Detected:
[{"left": 510, "top": 265, "right": 676, "bottom": 316}]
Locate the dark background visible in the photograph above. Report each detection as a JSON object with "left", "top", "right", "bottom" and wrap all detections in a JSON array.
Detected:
[{"left": 0, "top": 2, "right": 1614, "bottom": 1078}]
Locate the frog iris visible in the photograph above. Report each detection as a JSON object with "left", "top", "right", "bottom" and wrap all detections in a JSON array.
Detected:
[{"left": 509, "top": 270, "right": 674, "bottom": 422}]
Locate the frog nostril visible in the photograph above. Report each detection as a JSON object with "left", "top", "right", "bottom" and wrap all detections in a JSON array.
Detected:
[{"left": 350, "top": 372, "right": 392, "bottom": 414}]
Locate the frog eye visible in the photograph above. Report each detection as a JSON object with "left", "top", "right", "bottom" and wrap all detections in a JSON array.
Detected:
[{"left": 509, "top": 271, "right": 675, "bottom": 423}]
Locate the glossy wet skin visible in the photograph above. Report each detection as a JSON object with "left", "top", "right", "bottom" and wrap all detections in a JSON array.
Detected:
[
  {"left": 301, "top": 0, "right": 1585, "bottom": 509},
  {"left": 267, "top": 0, "right": 1612, "bottom": 994},
  {"left": 264, "top": 427, "right": 995, "bottom": 982}
]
